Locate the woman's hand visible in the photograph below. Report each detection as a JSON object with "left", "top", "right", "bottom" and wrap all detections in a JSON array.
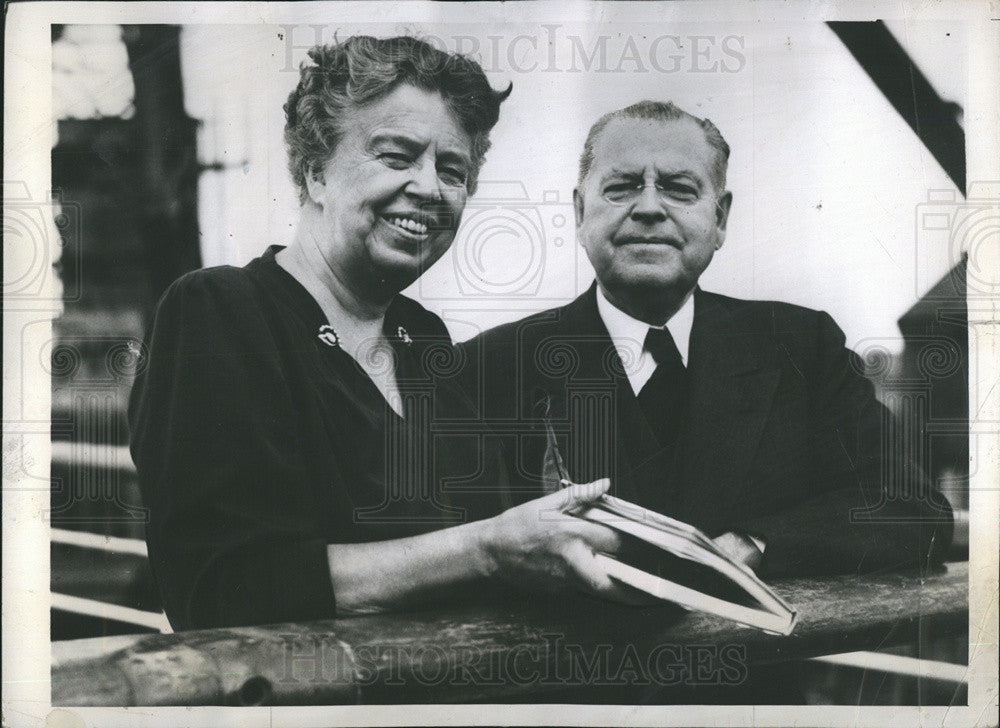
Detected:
[
  {"left": 328, "top": 479, "right": 657, "bottom": 614},
  {"left": 478, "top": 479, "right": 651, "bottom": 605}
]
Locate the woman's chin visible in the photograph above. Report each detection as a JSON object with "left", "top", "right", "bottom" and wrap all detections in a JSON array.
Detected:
[
  {"left": 368, "top": 252, "right": 436, "bottom": 293},
  {"left": 370, "top": 234, "right": 452, "bottom": 287}
]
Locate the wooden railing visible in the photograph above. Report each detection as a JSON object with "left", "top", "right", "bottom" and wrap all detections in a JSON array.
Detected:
[{"left": 51, "top": 561, "right": 968, "bottom": 705}]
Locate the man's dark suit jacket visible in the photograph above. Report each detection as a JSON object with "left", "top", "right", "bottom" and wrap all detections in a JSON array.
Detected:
[{"left": 458, "top": 284, "right": 952, "bottom": 578}]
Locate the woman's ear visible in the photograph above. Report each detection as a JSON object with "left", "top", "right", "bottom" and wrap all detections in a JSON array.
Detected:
[{"left": 304, "top": 165, "right": 327, "bottom": 207}]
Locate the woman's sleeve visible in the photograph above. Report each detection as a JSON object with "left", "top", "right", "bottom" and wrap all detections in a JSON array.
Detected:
[{"left": 128, "top": 271, "right": 337, "bottom": 630}]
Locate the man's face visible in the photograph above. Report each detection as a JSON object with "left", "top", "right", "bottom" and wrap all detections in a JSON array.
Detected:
[
  {"left": 574, "top": 116, "right": 732, "bottom": 311},
  {"left": 306, "top": 84, "right": 473, "bottom": 292}
]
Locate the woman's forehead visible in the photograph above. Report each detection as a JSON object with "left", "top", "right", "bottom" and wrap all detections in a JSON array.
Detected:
[{"left": 344, "top": 85, "right": 472, "bottom": 148}]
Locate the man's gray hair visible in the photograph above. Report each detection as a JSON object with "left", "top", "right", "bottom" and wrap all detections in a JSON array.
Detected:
[{"left": 577, "top": 100, "right": 730, "bottom": 191}]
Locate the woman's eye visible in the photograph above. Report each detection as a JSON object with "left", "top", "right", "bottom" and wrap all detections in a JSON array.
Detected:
[
  {"left": 438, "top": 167, "right": 467, "bottom": 186},
  {"left": 380, "top": 153, "right": 412, "bottom": 168}
]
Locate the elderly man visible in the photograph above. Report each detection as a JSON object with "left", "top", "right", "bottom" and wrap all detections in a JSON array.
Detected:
[{"left": 462, "top": 101, "right": 952, "bottom": 578}]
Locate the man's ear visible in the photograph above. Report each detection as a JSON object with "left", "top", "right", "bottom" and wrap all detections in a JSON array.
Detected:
[
  {"left": 573, "top": 188, "right": 585, "bottom": 228},
  {"left": 304, "top": 165, "right": 327, "bottom": 207},
  {"left": 715, "top": 190, "right": 733, "bottom": 230},
  {"left": 714, "top": 190, "right": 733, "bottom": 248}
]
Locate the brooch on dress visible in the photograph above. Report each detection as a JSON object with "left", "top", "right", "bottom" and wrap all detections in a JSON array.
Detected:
[
  {"left": 397, "top": 326, "right": 413, "bottom": 346},
  {"left": 317, "top": 324, "right": 340, "bottom": 348}
]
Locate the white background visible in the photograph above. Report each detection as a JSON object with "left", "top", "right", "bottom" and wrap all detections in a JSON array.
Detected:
[{"left": 181, "top": 16, "right": 966, "bottom": 349}]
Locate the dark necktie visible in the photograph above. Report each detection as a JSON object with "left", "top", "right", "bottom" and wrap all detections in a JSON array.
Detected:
[{"left": 636, "top": 327, "right": 688, "bottom": 446}]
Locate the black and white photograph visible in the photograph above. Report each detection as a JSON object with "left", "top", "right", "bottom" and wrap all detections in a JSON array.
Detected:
[{"left": 3, "top": 1, "right": 998, "bottom": 726}]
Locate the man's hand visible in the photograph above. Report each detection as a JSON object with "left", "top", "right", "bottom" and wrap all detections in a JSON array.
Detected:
[
  {"left": 713, "top": 531, "right": 764, "bottom": 572},
  {"left": 479, "top": 479, "right": 653, "bottom": 605}
]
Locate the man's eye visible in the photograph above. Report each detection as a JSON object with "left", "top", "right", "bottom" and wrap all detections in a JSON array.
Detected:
[
  {"left": 662, "top": 183, "right": 698, "bottom": 201},
  {"left": 603, "top": 182, "right": 640, "bottom": 201}
]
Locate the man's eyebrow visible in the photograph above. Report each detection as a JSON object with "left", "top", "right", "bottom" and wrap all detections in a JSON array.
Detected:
[
  {"left": 655, "top": 169, "right": 705, "bottom": 186},
  {"left": 603, "top": 167, "right": 642, "bottom": 179},
  {"left": 601, "top": 167, "right": 704, "bottom": 184},
  {"left": 654, "top": 167, "right": 700, "bottom": 178}
]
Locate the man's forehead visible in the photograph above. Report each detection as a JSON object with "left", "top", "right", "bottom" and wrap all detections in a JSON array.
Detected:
[{"left": 590, "top": 116, "right": 714, "bottom": 173}]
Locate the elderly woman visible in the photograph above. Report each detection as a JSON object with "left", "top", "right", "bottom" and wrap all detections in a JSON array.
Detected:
[{"left": 129, "top": 36, "right": 629, "bottom": 631}]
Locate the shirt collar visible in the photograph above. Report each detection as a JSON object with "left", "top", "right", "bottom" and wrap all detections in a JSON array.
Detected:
[{"left": 595, "top": 285, "right": 695, "bottom": 366}]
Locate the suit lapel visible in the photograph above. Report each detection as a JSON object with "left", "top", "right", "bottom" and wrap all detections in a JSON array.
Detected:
[
  {"left": 534, "top": 286, "right": 780, "bottom": 526},
  {"left": 534, "top": 285, "right": 661, "bottom": 503},
  {"left": 671, "top": 290, "right": 780, "bottom": 531}
]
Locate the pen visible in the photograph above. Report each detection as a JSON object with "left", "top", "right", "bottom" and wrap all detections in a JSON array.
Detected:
[{"left": 534, "top": 391, "right": 572, "bottom": 489}]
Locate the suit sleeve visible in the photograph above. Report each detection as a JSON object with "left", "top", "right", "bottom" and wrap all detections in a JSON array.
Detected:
[
  {"left": 728, "top": 311, "right": 953, "bottom": 577},
  {"left": 128, "top": 273, "right": 336, "bottom": 630}
]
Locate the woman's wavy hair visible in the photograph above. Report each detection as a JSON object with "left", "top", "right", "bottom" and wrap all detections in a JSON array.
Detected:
[{"left": 284, "top": 35, "right": 511, "bottom": 203}]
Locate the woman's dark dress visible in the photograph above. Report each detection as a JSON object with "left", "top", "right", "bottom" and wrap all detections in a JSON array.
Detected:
[{"left": 129, "top": 246, "right": 508, "bottom": 630}]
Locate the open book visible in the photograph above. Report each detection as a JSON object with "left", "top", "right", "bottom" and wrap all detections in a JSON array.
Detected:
[
  {"left": 572, "top": 494, "right": 798, "bottom": 635},
  {"left": 537, "top": 397, "right": 796, "bottom": 634}
]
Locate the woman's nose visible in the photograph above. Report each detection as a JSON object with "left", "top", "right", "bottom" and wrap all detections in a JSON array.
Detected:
[{"left": 404, "top": 157, "right": 443, "bottom": 200}]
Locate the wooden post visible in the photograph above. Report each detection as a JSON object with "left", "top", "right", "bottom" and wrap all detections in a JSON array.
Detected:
[
  {"left": 122, "top": 24, "right": 201, "bottom": 320},
  {"left": 52, "top": 562, "right": 968, "bottom": 706}
]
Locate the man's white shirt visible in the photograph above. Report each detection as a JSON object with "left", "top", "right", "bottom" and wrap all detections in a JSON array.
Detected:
[{"left": 595, "top": 285, "right": 694, "bottom": 396}]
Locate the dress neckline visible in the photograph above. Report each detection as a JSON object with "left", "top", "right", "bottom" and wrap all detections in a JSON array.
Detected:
[
  {"left": 250, "top": 244, "right": 411, "bottom": 340},
  {"left": 249, "top": 245, "right": 415, "bottom": 419}
]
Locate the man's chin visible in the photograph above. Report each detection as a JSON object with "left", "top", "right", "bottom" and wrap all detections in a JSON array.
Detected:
[
  {"left": 600, "top": 267, "right": 694, "bottom": 305},
  {"left": 611, "top": 268, "right": 690, "bottom": 294}
]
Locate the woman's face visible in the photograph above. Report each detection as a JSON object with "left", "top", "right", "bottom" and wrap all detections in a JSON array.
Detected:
[{"left": 306, "top": 84, "right": 474, "bottom": 294}]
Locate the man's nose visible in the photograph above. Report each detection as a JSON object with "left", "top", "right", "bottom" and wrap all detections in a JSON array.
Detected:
[{"left": 629, "top": 184, "right": 667, "bottom": 223}]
